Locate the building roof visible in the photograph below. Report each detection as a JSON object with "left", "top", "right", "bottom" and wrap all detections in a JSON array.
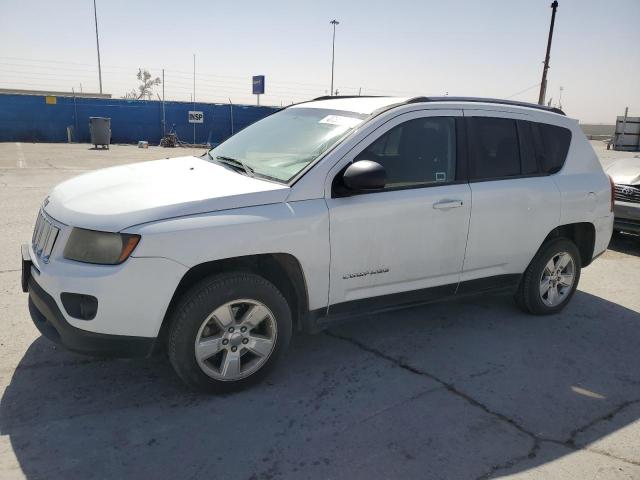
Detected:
[{"left": 0, "top": 88, "right": 112, "bottom": 99}]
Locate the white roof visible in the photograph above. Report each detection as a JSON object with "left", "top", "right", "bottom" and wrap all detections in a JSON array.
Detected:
[{"left": 290, "top": 96, "right": 409, "bottom": 115}]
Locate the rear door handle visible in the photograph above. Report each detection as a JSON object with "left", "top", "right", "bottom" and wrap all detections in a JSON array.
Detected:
[{"left": 433, "top": 199, "right": 464, "bottom": 210}]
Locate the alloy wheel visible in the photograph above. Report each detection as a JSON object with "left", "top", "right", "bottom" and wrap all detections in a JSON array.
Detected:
[
  {"left": 539, "top": 252, "right": 575, "bottom": 307},
  {"left": 194, "top": 299, "right": 277, "bottom": 381}
]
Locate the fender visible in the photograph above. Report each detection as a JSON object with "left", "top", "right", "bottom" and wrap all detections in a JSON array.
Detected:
[{"left": 126, "top": 200, "right": 330, "bottom": 313}]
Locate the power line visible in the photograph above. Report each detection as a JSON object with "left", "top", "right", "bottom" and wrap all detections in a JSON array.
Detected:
[
  {"left": 0, "top": 55, "right": 425, "bottom": 104},
  {"left": 0, "top": 56, "right": 415, "bottom": 93},
  {"left": 505, "top": 82, "right": 541, "bottom": 99},
  {"left": 0, "top": 71, "right": 322, "bottom": 97},
  {"left": 0, "top": 57, "right": 331, "bottom": 89}
]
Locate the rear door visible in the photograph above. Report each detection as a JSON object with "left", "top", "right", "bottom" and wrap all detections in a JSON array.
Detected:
[{"left": 460, "top": 111, "right": 561, "bottom": 288}]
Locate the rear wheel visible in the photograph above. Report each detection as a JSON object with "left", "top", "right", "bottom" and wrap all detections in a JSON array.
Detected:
[
  {"left": 515, "top": 238, "right": 581, "bottom": 315},
  {"left": 168, "top": 272, "right": 292, "bottom": 393}
]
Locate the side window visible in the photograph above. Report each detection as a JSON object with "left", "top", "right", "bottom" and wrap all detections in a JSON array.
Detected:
[
  {"left": 354, "top": 117, "right": 457, "bottom": 188},
  {"left": 536, "top": 123, "right": 572, "bottom": 174},
  {"left": 517, "top": 121, "right": 539, "bottom": 175},
  {"left": 366, "top": 125, "right": 402, "bottom": 156},
  {"left": 468, "top": 117, "right": 520, "bottom": 180}
]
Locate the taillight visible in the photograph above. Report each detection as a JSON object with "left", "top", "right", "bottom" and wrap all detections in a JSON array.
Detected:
[{"left": 609, "top": 175, "right": 615, "bottom": 212}]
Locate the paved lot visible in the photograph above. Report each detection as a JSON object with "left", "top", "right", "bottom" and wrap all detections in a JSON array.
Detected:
[{"left": 0, "top": 141, "right": 639, "bottom": 479}]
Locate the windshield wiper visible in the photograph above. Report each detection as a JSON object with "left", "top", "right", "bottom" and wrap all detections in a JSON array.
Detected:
[{"left": 214, "top": 155, "right": 254, "bottom": 177}]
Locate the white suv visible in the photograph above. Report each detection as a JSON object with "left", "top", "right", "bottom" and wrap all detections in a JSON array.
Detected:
[{"left": 22, "top": 96, "right": 614, "bottom": 392}]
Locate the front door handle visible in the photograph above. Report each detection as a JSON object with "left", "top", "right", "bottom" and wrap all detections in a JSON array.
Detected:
[{"left": 433, "top": 199, "right": 464, "bottom": 210}]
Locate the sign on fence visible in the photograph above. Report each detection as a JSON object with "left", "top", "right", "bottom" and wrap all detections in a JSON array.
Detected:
[{"left": 188, "top": 111, "right": 204, "bottom": 123}]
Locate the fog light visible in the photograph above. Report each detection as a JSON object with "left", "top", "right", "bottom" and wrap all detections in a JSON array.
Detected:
[{"left": 60, "top": 293, "right": 98, "bottom": 320}]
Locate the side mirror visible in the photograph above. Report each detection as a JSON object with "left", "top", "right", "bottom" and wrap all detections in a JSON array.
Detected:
[{"left": 343, "top": 160, "right": 386, "bottom": 191}]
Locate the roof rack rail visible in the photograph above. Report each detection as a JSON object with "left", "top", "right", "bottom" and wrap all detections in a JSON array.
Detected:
[
  {"left": 405, "top": 96, "right": 565, "bottom": 116},
  {"left": 311, "top": 95, "right": 382, "bottom": 101}
]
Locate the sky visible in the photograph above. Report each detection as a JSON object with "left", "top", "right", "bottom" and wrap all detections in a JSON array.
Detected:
[{"left": 0, "top": 0, "right": 638, "bottom": 123}]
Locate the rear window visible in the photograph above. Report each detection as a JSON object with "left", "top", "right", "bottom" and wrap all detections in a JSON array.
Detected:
[
  {"left": 536, "top": 123, "right": 572, "bottom": 174},
  {"left": 468, "top": 117, "right": 572, "bottom": 180},
  {"left": 468, "top": 117, "right": 520, "bottom": 180},
  {"left": 516, "top": 121, "right": 539, "bottom": 175}
]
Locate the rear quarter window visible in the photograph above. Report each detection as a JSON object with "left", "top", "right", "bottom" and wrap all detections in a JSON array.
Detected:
[{"left": 536, "top": 124, "right": 572, "bottom": 174}]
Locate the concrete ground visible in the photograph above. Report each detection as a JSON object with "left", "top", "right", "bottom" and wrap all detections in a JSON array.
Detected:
[{"left": 0, "top": 141, "right": 639, "bottom": 480}]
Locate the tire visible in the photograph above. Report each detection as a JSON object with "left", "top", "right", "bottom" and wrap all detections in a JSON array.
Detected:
[
  {"left": 515, "top": 238, "right": 582, "bottom": 315},
  {"left": 167, "top": 272, "right": 292, "bottom": 393}
]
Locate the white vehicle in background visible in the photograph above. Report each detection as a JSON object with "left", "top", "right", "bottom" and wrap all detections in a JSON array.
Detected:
[
  {"left": 605, "top": 156, "right": 640, "bottom": 234},
  {"left": 22, "top": 96, "right": 614, "bottom": 392}
]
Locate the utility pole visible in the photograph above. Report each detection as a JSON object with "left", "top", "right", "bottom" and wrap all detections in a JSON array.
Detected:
[
  {"left": 92, "top": 0, "right": 103, "bottom": 94},
  {"left": 193, "top": 54, "right": 196, "bottom": 145},
  {"left": 330, "top": 19, "right": 339, "bottom": 96},
  {"left": 538, "top": 1, "right": 559, "bottom": 105},
  {"left": 162, "top": 69, "right": 165, "bottom": 136}
]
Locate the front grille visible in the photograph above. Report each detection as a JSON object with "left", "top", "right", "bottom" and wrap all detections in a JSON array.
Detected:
[
  {"left": 32, "top": 210, "right": 60, "bottom": 263},
  {"left": 614, "top": 184, "right": 640, "bottom": 204}
]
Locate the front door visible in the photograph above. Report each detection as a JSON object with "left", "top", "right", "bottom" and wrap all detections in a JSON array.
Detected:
[{"left": 325, "top": 110, "right": 471, "bottom": 313}]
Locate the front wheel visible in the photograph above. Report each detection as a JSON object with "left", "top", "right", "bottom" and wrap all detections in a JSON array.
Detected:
[
  {"left": 515, "top": 238, "right": 582, "bottom": 315},
  {"left": 167, "top": 272, "right": 292, "bottom": 393}
]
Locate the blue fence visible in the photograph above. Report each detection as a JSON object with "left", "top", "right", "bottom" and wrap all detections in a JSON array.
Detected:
[{"left": 0, "top": 94, "right": 278, "bottom": 145}]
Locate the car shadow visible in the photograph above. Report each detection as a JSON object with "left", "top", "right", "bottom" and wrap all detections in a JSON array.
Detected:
[
  {"left": 1, "top": 290, "right": 639, "bottom": 479},
  {"left": 608, "top": 231, "right": 640, "bottom": 257}
]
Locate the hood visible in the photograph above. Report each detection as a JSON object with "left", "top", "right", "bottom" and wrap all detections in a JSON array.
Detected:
[
  {"left": 45, "top": 156, "right": 290, "bottom": 231},
  {"left": 605, "top": 157, "right": 640, "bottom": 185}
]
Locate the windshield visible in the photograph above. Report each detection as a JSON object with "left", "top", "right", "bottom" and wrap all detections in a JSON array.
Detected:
[{"left": 208, "top": 107, "right": 367, "bottom": 183}]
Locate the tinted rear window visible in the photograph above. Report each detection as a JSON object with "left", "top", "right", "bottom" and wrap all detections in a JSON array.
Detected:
[
  {"left": 536, "top": 124, "right": 572, "bottom": 174},
  {"left": 468, "top": 117, "right": 520, "bottom": 180},
  {"left": 517, "top": 121, "right": 539, "bottom": 175},
  {"left": 468, "top": 118, "right": 572, "bottom": 180}
]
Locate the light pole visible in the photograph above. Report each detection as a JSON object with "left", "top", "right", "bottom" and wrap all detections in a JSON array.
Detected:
[
  {"left": 538, "top": 1, "right": 558, "bottom": 105},
  {"left": 92, "top": 0, "right": 103, "bottom": 94},
  {"left": 330, "top": 19, "right": 339, "bottom": 96}
]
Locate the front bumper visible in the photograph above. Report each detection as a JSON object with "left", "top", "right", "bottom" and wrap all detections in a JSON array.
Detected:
[
  {"left": 28, "top": 275, "right": 155, "bottom": 357},
  {"left": 22, "top": 241, "right": 188, "bottom": 355},
  {"left": 614, "top": 218, "right": 640, "bottom": 233},
  {"left": 614, "top": 201, "right": 640, "bottom": 233}
]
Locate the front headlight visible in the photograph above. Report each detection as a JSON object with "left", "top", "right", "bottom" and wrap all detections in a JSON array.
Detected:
[{"left": 63, "top": 228, "right": 140, "bottom": 265}]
